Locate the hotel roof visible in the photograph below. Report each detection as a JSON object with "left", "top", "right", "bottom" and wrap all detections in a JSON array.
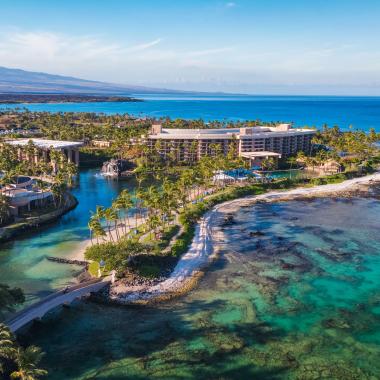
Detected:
[
  {"left": 7, "top": 138, "right": 84, "bottom": 150},
  {"left": 148, "top": 126, "right": 315, "bottom": 140}
]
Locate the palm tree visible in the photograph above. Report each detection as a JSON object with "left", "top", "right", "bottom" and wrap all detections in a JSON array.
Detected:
[
  {"left": 287, "top": 156, "right": 297, "bottom": 170},
  {"left": 10, "top": 346, "right": 47, "bottom": 380},
  {"left": 64, "top": 162, "right": 78, "bottom": 188},
  {"left": 88, "top": 215, "right": 98, "bottom": 245},
  {"left": 103, "top": 208, "right": 117, "bottom": 242},
  {"left": 93, "top": 219, "right": 106, "bottom": 244},
  {"left": 0, "top": 323, "right": 16, "bottom": 374},
  {"left": 0, "top": 194, "right": 10, "bottom": 227},
  {"left": 114, "top": 189, "right": 133, "bottom": 234}
]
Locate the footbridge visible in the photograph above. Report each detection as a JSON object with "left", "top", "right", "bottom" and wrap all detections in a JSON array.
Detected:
[{"left": 6, "top": 278, "right": 110, "bottom": 333}]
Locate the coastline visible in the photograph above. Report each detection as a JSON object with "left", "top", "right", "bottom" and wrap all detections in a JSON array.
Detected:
[
  {"left": 108, "top": 172, "right": 380, "bottom": 305},
  {"left": 0, "top": 94, "right": 142, "bottom": 104}
]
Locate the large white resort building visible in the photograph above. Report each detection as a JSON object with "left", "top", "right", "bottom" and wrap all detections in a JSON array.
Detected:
[
  {"left": 7, "top": 138, "right": 84, "bottom": 167},
  {"left": 145, "top": 123, "right": 316, "bottom": 167}
]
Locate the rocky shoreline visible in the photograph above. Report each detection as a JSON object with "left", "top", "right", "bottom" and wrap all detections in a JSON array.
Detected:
[{"left": 104, "top": 172, "right": 380, "bottom": 305}]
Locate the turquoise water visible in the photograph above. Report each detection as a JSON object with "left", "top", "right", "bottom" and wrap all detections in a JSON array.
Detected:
[
  {"left": 0, "top": 169, "right": 136, "bottom": 306},
  {"left": 2, "top": 94, "right": 380, "bottom": 131},
  {"left": 20, "top": 196, "right": 380, "bottom": 379}
]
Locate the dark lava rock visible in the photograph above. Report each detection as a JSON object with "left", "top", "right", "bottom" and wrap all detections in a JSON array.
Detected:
[
  {"left": 281, "top": 263, "right": 296, "bottom": 270},
  {"left": 322, "top": 318, "right": 350, "bottom": 329},
  {"left": 249, "top": 230, "right": 265, "bottom": 237}
]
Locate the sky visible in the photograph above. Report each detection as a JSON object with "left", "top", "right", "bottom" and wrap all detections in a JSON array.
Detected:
[{"left": 0, "top": 0, "right": 380, "bottom": 95}]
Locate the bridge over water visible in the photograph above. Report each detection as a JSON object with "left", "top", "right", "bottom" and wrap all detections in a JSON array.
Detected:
[{"left": 6, "top": 278, "right": 110, "bottom": 333}]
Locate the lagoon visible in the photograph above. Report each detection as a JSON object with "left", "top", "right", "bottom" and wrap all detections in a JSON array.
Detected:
[{"left": 0, "top": 169, "right": 136, "bottom": 306}]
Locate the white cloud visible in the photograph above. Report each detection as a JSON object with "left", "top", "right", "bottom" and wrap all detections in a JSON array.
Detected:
[
  {"left": 0, "top": 30, "right": 165, "bottom": 77},
  {"left": 0, "top": 29, "right": 379, "bottom": 94},
  {"left": 123, "top": 38, "right": 162, "bottom": 53},
  {"left": 225, "top": 2, "right": 236, "bottom": 8}
]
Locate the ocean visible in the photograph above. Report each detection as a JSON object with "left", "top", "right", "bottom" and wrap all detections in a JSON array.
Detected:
[
  {"left": 1, "top": 94, "right": 380, "bottom": 131},
  {"left": 20, "top": 196, "right": 380, "bottom": 379}
]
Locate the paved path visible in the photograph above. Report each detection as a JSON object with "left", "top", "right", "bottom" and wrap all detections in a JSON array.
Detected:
[{"left": 6, "top": 279, "right": 110, "bottom": 333}]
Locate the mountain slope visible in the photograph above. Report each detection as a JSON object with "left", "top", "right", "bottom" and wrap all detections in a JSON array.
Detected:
[{"left": 0, "top": 66, "right": 175, "bottom": 94}]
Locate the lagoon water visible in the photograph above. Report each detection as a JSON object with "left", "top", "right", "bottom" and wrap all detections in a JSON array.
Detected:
[
  {"left": 2, "top": 94, "right": 380, "bottom": 131},
  {"left": 21, "top": 196, "right": 380, "bottom": 379},
  {"left": 0, "top": 169, "right": 136, "bottom": 306}
]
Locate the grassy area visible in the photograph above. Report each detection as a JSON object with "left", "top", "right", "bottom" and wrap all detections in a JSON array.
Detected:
[
  {"left": 88, "top": 261, "right": 100, "bottom": 277},
  {"left": 135, "top": 263, "right": 162, "bottom": 278},
  {"left": 141, "top": 224, "right": 181, "bottom": 252}
]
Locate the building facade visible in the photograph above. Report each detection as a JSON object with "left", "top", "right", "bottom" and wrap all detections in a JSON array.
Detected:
[
  {"left": 7, "top": 138, "right": 84, "bottom": 167},
  {"left": 144, "top": 123, "right": 315, "bottom": 163}
]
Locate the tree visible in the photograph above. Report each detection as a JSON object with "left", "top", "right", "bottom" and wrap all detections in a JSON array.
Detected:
[
  {"left": 116, "top": 189, "right": 133, "bottom": 233},
  {"left": 287, "top": 156, "right": 297, "bottom": 170},
  {"left": 0, "top": 324, "right": 47, "bottom": 380},
  {"left": 0, "top": 323, "right": 16, "bottom": 375},
  {"left": 104, "top": 207, "right": 119, "bottom": 242},
  {"left": 10, "top": 346, "right": 47, "bottom": 380},
  {"left": 0, "top": 284, "right": 25, "bottom": 319},
  {"left": 0, "top": 195, "right": 11, "bottom": 226},
  {"left": 261, "top": 157, "right": 276, "bottom": 171}
]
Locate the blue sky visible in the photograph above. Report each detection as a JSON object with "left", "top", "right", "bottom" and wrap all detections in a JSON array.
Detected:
[{"left": 1, "top": 0, "right": 380, "bottom": 94}]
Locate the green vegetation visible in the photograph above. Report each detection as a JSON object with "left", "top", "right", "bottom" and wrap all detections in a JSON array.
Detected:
[
  {"left": 0, "top": 323, "right": 47, "bottom": 380},
  {"left": 85, "top": 148, "right": 248, "bottom": 276},
  {"left": 303, "top": 124, "right": 380, "bottom": 170},
  {"left": 1, "top": 287, "right": 47, "bottom": 379},
  {"left": 3, "top": 111, "right": 379, "bottom": 280},
  {"left": 0, "top": 284, "right": 25, "bottom": 320},
  {"left": 84, "top": 120, "right": 380, "bottom": 281},
  {"left": 0, "top": 139, "right": 79, "bottom": 227},
  {"left": 85, "top": 240, "right": 152, "bottom": 273}
]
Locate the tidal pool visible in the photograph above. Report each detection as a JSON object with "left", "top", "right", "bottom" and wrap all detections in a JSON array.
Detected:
[{"left": 21, "top": 196, "right": 380, "bottom": 379}]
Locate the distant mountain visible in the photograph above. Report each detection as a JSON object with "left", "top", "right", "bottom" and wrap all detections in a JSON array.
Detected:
[{"left": 0, "top": 66, "right": 179, "bottom": 95}]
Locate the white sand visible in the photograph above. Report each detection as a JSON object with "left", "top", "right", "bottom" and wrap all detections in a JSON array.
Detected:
[
  {"left": 110, "top": 172, "right": 380, "bottom": 304},
  {"left": 68, "top": 216, "right": 145, "bottom": 261}
]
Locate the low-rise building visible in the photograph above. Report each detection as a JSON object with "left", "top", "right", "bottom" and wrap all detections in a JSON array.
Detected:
[
  {"left": 1, "top": 175, "right": 53, "bottom": 216},
  {"left": 144, "top": 123, "right": 315, "bottom": 165},
  {"left": 7, "top": 138, "right": 84, "bottom": 166}
]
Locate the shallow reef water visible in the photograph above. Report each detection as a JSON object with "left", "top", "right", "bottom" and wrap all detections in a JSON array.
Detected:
[{"left": 21, "top": 197, "right": 380, "bottom": 379}]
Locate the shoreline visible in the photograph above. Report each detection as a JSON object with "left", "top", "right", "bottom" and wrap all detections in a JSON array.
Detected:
[
  {"left": 0, "top": 193, "right": 78, "bottom": 244},
  {"left": 108, "top": 172, "right": 380, "bottom": 304},
  {"left": 0, "top": 94, "right": 142, "bottom": 104}
]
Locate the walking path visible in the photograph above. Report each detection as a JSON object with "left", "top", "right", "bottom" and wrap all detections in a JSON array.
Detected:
[{"left": 110, "top": 172, "right": 380, "bottom": 304}]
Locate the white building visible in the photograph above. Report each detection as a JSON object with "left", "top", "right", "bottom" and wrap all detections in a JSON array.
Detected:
[
  {"left": 1, "top": 175, "right": 53, "bottom": 216},
  {"left": 144, "top": 123, "right": 315, "bottom": 164},
  {"left": 7, "top": 138, "right": 84, "bottom": 166}
]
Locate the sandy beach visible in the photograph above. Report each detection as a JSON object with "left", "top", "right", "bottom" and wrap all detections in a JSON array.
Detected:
[
  {"left": 68, "top": 216, "right": 145, "bottom": 262},
  {"left": 109, "top": 172, "right": 380, "bottom": 304}
]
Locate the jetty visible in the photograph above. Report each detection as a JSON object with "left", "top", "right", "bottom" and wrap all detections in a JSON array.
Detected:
[
  {"left": 6, "top": 278, "right": 110, "bottom": 333},
  {"left": 46, "top": 256, "right": 88, "bottom": 267}
]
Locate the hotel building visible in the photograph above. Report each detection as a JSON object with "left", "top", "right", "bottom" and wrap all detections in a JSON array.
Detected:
[
  {"left": 144, "top": 123, "right": 316, "bottom": 166},
  {"left": 7, "top": 138, "right": 84, "bottom": 167}
]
